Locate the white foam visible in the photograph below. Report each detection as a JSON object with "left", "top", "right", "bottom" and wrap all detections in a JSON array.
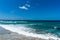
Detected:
[{"left": 0, "top": 24, "right": 60, "bottom": 40}]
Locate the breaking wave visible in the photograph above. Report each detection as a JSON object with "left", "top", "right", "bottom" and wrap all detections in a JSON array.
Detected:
[{"left": 0, "top": 24, "right": 60, "bottom": 40}]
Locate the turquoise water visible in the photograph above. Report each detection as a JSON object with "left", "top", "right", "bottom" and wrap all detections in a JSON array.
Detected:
[{"left": 0, "top": 20, "right": 60, "bottom": 39}]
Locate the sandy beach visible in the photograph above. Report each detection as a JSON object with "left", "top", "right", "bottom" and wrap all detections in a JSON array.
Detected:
[
  {"left": 0, "top": 25, "right": 59, "bottom": 40},
  {"left": 0, "top": 26, "right": 45, "bottom": 40},
  {"left": 0, "top": 32, "right": 46, "bottom": 40}
]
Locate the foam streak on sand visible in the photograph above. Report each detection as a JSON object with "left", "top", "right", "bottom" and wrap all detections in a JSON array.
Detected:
[{"left": 0, "top": 24, "right": 60, "bottom": 40}]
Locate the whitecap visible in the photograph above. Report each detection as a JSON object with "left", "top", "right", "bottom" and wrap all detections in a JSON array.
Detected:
[{"left": 0, "top": 24, "right": 60, "bottom": 40}]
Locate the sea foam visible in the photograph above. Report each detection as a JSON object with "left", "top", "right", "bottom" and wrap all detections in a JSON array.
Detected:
[{"left": 0, "top": 24, "right": 60, "bottom": 40}]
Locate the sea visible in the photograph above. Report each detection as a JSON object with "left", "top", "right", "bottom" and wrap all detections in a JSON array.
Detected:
[{"left": 0, "top": 20, "right": 60, "bottom": 40}]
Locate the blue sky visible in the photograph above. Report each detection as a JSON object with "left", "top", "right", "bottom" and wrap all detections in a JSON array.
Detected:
[{"left": 0, "top": 0, "right": 60, "bottom": 20}]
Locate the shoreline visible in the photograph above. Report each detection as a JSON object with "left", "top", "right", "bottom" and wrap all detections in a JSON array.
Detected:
[
  {"left": 0, "top": 25, "right": 60, "bottom": 40},
  {"left": 0, "top": 26, "right": 45, "bottom": 40},
  {"left": 0, "top": 31, "right": 60, "bottom": 40},
  {"left": 0, "top": 32, "right": 46, "bottom": 40}
]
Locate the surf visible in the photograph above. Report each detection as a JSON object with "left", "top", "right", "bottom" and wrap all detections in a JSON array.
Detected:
[{"left": 0, "top": 24, "right": 60, "bottom": 40}]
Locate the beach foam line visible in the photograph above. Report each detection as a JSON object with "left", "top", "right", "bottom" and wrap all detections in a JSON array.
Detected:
[{"left": 0, "top": 24, "right": 60, "bottom": 40}]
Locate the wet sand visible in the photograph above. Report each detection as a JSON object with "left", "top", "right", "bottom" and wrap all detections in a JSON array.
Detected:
[
  {"left": 0, "top": 32, "right": 45, "bottom": 40},
  {"left": 0, "top": 26, "right": 57, "bottom": 40},
  {"left": 0, "top": 26, "right": 45, "bottom": 40}
]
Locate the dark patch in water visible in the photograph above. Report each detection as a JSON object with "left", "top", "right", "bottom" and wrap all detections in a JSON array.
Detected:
[{"left": 57, "top": 28, "right": 60, "bottom": 30}]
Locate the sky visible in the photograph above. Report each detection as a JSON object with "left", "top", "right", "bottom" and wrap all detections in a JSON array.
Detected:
[{"left": 0, "top": 0, "right": 60, "bottom": 20}]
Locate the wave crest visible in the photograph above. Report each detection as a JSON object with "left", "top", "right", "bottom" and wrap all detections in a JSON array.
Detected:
[{"left": 0, "top": 24, "right": 60, "bottom": 40}]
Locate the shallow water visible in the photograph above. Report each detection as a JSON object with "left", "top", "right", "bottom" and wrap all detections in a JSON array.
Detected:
[{"left": 0, "top": 20, "right": 60, "bottom": 40}]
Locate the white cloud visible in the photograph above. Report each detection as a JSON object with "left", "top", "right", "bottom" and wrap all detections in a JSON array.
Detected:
[
  {"left": 19, "top": 6, "right": 28, "bottom": 10},
  {"left": 19, "top": 4, "right": 30, "bottom": 10},
  {"left": 25, "top": 4, "right": 30, "bottom": 7}
]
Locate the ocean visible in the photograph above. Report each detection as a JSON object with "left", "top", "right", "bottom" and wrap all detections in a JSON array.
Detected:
[{"left": 0, "top": 20, "right": 60, "bottom": 40}]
